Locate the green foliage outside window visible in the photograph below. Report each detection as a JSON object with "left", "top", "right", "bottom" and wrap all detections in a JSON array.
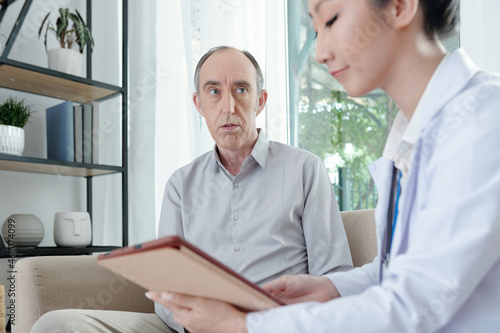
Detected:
[
  {"left": 288, "top": 0, "right": 457, "bottom": 210},
  {"left": 297, "top": 76, "right": 399, "bottom": 210},
  {"left": 299, "top": 90, "right": 398, "bottom": 177},
  {"left": 286, "top": 0, "right": 398, "bottom": 210}
]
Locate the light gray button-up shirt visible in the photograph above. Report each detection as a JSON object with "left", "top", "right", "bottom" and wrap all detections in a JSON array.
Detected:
[{"left": 156, "top": 130, "right": 352, "bottom": 331}]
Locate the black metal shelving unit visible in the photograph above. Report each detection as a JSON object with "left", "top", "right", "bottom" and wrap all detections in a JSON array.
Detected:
[
  {"left": 4, "top": 246, "right": 120, "bottom": 257},
  {"left": 0, "top": 0, "right": 129, "bottom": 258}
]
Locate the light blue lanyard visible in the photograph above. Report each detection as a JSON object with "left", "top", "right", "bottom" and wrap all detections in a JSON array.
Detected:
[
  {"left": 381, "top": 167, "right": 402, "bottom": 282},
  {"left": 391, "top": 170, "right": 402, "bottom": 248},
  {"left": 385, "top": 167, "right": 402, "bottom": 260}
]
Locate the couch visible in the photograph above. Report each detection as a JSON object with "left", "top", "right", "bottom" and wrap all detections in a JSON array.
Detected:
[{"left": 14, "top": 209, "right": 376, "bottom": 333}]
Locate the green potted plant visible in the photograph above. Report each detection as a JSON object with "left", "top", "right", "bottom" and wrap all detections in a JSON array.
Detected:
[
  {"left": 0, "top": 96, "right": 34, "bottom": 155},
  {"left": 38, "top": 8, "right": 94, "bottom": 75}
]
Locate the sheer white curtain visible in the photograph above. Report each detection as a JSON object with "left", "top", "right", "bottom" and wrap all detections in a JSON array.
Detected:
[
  {"left": 127, "top": 0, "right": 289, "bottom": 240},
  {"left": 127, "top": 1, "right": 158, "bottom": 244},
  {"left": 127, "top": 0, "right": 198, "bottom": 243},
  {"left": 153, "top": 0, "right": 199, "bottom": 231},
  {"left": 195, "top": 0, "right": 288, "bottom": 145}
]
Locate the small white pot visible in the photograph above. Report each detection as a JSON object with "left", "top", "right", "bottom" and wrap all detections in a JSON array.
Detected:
[
  {"left": 0, "top": 125, "right": 25, "bottom": 156},
  {"left": 54, "top": 211, "right": 92, "bottom": 248},
  {"left": 48, "top": 48, "right": 83, "bottom": 76}
]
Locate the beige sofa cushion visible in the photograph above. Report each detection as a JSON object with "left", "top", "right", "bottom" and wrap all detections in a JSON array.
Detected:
[
  {"left": 14, "top": 255, "right": 154, "bottom": 333},
  {"left": 13, "top": 209, "right": 377, "bottom": 333},
  {"left": 340, "top": 209, "right": 377, "bottom": 267}
]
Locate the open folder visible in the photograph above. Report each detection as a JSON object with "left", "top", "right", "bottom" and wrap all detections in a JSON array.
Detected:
[{"left": 97, "top": 235, "right": 285, "bottom": 312}]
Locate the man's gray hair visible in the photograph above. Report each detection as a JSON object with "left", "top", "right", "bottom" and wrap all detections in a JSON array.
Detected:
[{"left": 194, "top": 46, "right": 265, "bottom": 94}]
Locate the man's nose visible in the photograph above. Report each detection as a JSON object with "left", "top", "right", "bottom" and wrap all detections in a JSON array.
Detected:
[{"left": 222, "top": 92, "right": 236, "bottom": 114}]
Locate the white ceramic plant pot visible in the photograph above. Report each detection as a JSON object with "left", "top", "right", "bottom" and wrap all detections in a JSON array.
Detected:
[
  {"left": 1, "top": 214, "right": 45, "bottom": 248},
  {"left": 47, "top": 48, "right": 83, "bottom": 76},
  {"left": 54, "top": 212, "right": 92, "bottom": 247},
  {"left": 0, "top": 125, "right": 24, "bottom": 156}
]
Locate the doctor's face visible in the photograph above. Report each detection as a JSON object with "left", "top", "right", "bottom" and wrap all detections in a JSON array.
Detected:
[
  {"left": 309, "top": 0, "right": 400, "bottom": 96},
  {"left": 193, "top": 49, "right": 267, "bottom": 153}
]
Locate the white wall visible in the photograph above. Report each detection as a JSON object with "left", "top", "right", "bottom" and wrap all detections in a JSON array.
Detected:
[
  {"left": 0, "top": 0, "right": 85, "bottom": 237},
  {"left": 0, "top": 0, "right": 123, "bottom": 244},
  {"left": 1, "top": 0, "right": 122, "bottom": 320},
  {"left": 460, "top": 0, "right": 500, "bottom": 73}
]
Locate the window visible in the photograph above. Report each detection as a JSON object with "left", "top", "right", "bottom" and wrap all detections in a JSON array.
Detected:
[{"left": 286, "top": 0, "right": 459, "bottom": 210}]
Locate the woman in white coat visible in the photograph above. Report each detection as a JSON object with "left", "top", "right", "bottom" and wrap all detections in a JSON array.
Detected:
[{"left": 151, "top": 0, "right": 500, "bottom": 331}]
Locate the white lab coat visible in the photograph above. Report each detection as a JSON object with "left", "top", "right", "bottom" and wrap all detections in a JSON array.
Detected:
[{"left": 247, "top": 49, "right": 500, "bottom": 332}]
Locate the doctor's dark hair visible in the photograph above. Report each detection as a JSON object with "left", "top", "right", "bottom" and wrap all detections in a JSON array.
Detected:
[
  {"left": 194, "top": 46, "right": 265, "bottom": 95},
  {"left": 373, "top": 0, "right": 460, "bottom": 39}
]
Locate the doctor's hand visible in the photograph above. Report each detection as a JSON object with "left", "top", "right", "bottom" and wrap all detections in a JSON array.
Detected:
[
  {"left": 146, "top": 291, "right": 248, "bottom": 333},
  {"left": 262, "top": 274, "right": 340, "bottom": 304}
]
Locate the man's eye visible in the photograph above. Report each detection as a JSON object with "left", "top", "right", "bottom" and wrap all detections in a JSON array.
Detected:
[
  {"left": 325, "top": 13, "right": 338, "bottom": 28},
  {"left": 208, "top": 89, "right": 220, "bottom": 95},
  {"left": 236, "top": 87, "right": 247, "bottom": 93}
]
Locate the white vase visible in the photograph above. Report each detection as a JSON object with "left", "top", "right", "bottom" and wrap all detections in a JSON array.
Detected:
[
  {"left": 54, "top": 212, "right": 92, "bottom": 248},
  {"left": 1, "top": 214, "right": 45, "bottom": 248},
  {"left": 0, "top": 125, "right": 24, "bottom": 156},
  {"left": 47, "top": 48, "right": 83, "bottom": 76}
]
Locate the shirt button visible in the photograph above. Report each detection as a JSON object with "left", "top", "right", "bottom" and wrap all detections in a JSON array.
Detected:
[
  {"left": 234, "top": 215, "right": 239, "bottom": 220},
  {"left": 234, "top": 248, "right": 240, "bottom": 253},
  {"left": 233, "top": 183, "right": 239, "bottom": 189}
]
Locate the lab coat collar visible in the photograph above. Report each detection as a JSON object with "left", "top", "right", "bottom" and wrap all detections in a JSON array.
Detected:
[
  {"left": 375, "top": 49, "right": 481, "bottom": 258},
  {"left": 382, "top": 49, "right": 480, "bottom": 180},
  {"left": 368, "top": 157, "right": 395, "bottom": 256},
  {"left": 402, "top": 49, "right": 479, "bottom": 145}
]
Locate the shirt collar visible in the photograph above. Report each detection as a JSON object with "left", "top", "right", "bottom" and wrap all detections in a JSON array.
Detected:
[
  {"left": 250, "top": 129, "right": 269, "bottom": 168},
  {"left": 210, "top": 129, "right": 269, "bottom": 174}
]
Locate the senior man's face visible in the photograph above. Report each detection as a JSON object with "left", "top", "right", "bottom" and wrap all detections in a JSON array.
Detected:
[{"left": 193, "top": 49, "right": 267, "bottom": 154}]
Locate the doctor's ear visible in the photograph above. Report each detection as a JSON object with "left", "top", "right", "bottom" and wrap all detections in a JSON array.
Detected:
[
  {"left": 381, "top": 0, "right": 419, "bottom": 31},
  {"left": 193, "top": 93, "right": 205, "bottom": 116}
]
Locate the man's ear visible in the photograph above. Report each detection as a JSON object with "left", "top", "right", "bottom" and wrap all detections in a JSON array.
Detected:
[
  {"left": 255, "top": 89, "right": 268, "bottom": 117},
  {"left": 193, "top": 92, "right": 205, "bottom": 117},
  {"left": 384, "top": 0, "right": 419, "bottom": 31}
]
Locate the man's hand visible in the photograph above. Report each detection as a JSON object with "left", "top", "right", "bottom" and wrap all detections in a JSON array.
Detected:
[
  {"left": 147, "top": 291, "right": 248, "bottom": 333},
  {"left": 262, "top": 274, "right": 340, "bottom": 304}
]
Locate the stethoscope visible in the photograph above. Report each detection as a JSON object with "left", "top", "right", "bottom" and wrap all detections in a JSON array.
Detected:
[{"left": 381, "top": 165, "right": 402, "bottom": 282}]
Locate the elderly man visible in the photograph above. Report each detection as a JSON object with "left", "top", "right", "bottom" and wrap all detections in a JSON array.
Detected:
[
  {"left": 31, "top": 46, "right": 352, "bottom": 333},
  {"left": 154, "top": 46, "right": 352, "bottom": 332}
]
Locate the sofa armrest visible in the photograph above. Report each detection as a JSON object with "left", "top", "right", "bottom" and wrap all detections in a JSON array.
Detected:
[
  {"left": 340, "top": 209, "right": 377, "bottom": 268},
  {"left": 14, "top": 255, "right": 154, "bottom": 333}
]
